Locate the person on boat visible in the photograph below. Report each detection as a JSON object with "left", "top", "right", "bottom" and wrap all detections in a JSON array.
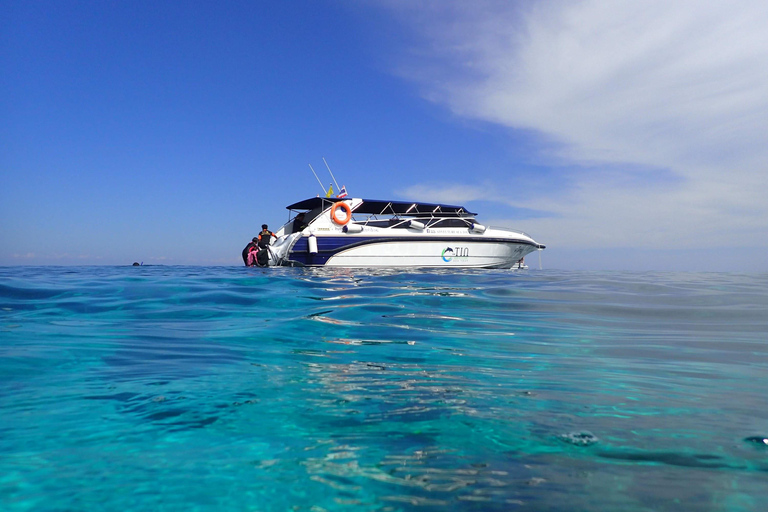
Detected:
[
  {"left": 256, "top": 224, "right": 277, "bottom": 267},
  {"left": 242, "top": 237, "right": 258, "bottom": 266},
  {"left": 248, "top": 244, "right": 263, "bottom": 267},
  {"left": 292, "top": 213, "right": 307, "bottom": 233},
  {"left": 258, "top": 224, "right": 277, "bottom": 249}
]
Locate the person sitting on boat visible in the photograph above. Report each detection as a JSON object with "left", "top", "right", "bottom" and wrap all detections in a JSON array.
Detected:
[
  {"left": 242, "top": 237, "right": 258, "bottom": 266},
  {"left": 292, "top": 213, "right": 307, "bottom": 233}
]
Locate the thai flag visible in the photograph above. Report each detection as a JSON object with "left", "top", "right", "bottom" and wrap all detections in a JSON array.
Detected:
[{"left": 336, "top": 185, "right": 348, "bottom": 198}]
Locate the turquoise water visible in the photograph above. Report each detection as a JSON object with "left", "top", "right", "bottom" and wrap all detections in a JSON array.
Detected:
[{"left": 1, "top": 266, "right": 767, "bottom": 511}]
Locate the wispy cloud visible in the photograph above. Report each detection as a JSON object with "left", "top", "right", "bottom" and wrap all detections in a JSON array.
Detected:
[{"left": 384, "top": 0, "right": 768, "bottom": 249}]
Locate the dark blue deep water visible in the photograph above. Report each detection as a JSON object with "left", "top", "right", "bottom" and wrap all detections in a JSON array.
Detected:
[{"left": 1, "top": 266, "right": 767, "bottom": 511}]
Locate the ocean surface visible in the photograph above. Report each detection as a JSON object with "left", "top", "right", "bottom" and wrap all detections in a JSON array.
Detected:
[{"left": 1, "top": 266, "right": 767, "bottom": 511}]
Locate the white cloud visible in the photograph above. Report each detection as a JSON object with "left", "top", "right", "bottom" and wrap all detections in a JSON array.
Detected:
[{"left": 384, "top": 0, "right": 768, "bottom": 250}]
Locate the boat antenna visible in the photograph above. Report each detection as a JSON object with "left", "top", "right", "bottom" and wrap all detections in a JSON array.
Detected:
[
  {"left": 323, "top": 157, "right": 340, "bottom": 191},
  {"left": 308, "top": 164, "right": 326, "bottom": 194}
]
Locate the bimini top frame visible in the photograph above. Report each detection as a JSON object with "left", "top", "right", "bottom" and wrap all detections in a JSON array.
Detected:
[{"left": 285, "top": 197, "right": 477, "bottom": 218}]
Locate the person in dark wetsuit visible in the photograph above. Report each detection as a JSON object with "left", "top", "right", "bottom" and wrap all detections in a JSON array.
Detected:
[
  {"left": 258, "top": 225, "right": 277, "bottom": 249},
  {"left": 256, "top": 224, "right": 277, "bottom": 266},
  {"left": 242, "top": 237, "right": 258, "bottom": 266}
]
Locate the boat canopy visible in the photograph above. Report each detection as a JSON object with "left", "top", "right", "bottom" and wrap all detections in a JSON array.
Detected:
[{"left": 286, "top": 197, "right": 477, "bottom": 218}]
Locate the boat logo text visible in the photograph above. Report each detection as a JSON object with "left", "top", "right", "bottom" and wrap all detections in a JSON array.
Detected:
[{"left": 442, "top": 246, "right": 469, "bottom": 262}]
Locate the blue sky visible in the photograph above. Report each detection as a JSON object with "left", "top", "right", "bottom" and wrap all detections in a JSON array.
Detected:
[{"left": 2, "top": 0, "right": 767, "bottom": 270}]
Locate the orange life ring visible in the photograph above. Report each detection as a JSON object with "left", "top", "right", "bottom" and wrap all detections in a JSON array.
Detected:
[{"left": 330, "top": 202, "right": 352, "bottom": 225}]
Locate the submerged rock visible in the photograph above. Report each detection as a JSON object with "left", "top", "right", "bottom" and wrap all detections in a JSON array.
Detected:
[{"left": 558, "top": 431, "right": 599, "bottom": 446}]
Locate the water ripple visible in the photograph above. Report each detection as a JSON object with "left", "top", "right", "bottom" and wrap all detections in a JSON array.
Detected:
[{"left": 2, "top": 267, "right": 768, "bottom": 511}]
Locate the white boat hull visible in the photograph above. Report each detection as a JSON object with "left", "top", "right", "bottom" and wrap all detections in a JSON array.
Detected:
[{"left": 324, "top": 239, "right": 532, "bottom": 268}]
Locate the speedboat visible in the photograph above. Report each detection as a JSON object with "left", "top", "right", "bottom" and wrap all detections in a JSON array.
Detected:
[{"left": 266, "top": 197, "right": 545, "bottom": 268}]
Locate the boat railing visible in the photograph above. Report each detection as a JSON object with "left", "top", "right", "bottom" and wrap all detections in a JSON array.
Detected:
[
  {"left": 351, "top": 215, "right": 421, "bottom": 229},
  {"left": 351, "top": 214, "right": 476, "bottom": 230}
]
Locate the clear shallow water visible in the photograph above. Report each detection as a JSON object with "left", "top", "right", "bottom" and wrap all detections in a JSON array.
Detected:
[{"left": 1, "top": 266, "right": 767, "bottom": 511}]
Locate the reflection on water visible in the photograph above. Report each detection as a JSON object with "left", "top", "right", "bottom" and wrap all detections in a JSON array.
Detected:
[{"left": 1, "top": 266, "right": 768, "bottom": 511}]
